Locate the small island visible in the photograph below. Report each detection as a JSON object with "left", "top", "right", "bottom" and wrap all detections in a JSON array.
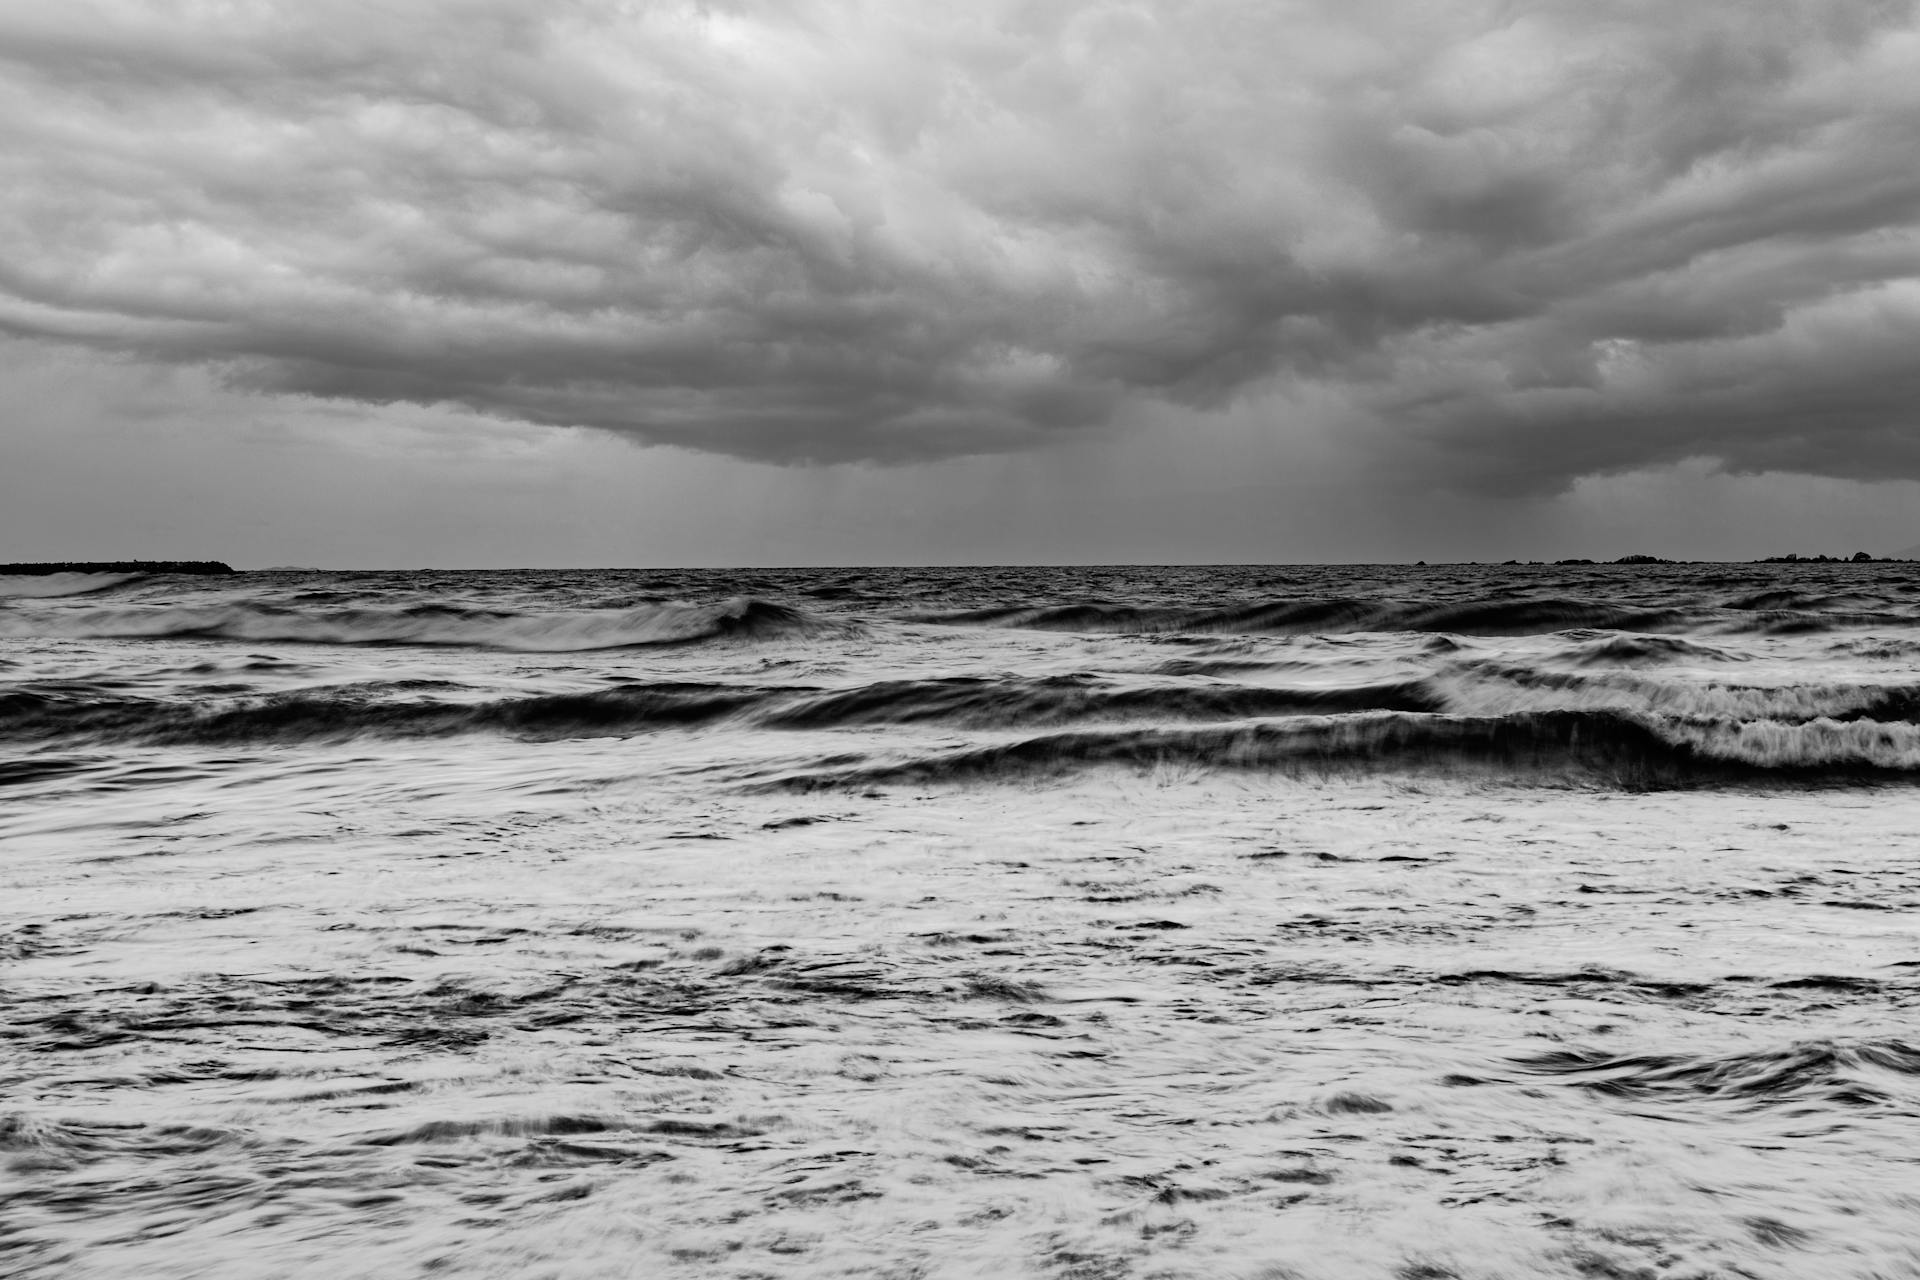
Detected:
[{"left": 0, "top": 560, "right": 237, "bottom": 575}]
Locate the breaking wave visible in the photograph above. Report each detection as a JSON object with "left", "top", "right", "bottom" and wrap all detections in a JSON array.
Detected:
[
  {"left": 756, "top": 675, "right": 1441, "bottom": 730},
  {"left": 776, "top": 710, "right": 1920, "bottom": 789},
  {"left": 0, "top": 675, "right": 1446, "bottom": 746},
  {"left": 0, "top": 572, "right": 145, "bottom": 599},
  {"left": 1434, "top": 662, "right": 1920, "bottom": 724},
  {"left": 0, "top": 596, "right": 838, "bottom": 651}
]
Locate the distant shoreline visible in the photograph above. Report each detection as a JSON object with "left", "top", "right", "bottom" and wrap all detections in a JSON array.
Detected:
[{"left": 0, "top": 561, "right": 237, "bottom": 576}]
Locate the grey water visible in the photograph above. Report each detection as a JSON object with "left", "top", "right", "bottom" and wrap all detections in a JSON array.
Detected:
[{"left": 4, "top": 562, "right": 1920, "bottom": 1278}]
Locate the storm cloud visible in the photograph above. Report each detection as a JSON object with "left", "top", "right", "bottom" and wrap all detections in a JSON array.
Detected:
[{"left": 3, "top": 0, "right": 1917, "bottom": 489}]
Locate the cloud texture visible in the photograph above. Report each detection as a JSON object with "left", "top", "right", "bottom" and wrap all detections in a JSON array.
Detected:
[{"left": 3, "top": 0, "right": 1918, "bottom": 488}]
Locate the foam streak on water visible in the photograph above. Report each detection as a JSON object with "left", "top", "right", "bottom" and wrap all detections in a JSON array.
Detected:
[{"left": 4, "top": 563, "right": 1920, "bottom": 1278}]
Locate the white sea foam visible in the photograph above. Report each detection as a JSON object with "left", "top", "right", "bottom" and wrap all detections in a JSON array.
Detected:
[
  {"left": 1435, "top": 663, "right": 1919, "bottom": 724},
  {"left": 6, "top": 760, "right": 1920, "bottom": 1280},
  {"left": 5, "top": 563, "right": 1920, "bottom": 1278}
]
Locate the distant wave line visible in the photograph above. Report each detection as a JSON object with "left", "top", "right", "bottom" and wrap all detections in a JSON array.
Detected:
[{"left": 0, "top": 596, "right": 841, "bottom": 651}]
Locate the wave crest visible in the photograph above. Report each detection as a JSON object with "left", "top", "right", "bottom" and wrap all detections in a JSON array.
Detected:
[
  {"left": 1434, "top": 662, "right": 1920, "bottom": 725},
  {"left": 0, "top": 596, "right": 839, "bottom": 651},
  {"left": 0, "top": 572, "right": 145, "bottom": 599},
  {"left": 0, "top": 674, "right": 1452, "bottom": 746},
  {"left": 775, "top": 710, "right": 1920, "bottom": 789}
]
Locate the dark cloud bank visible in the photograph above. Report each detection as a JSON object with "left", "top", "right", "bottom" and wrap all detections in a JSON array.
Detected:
[{"left": 2, "top": 0, "right": 1917, "bottom": 492}]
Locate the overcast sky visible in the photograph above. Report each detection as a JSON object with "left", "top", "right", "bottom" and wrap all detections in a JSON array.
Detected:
[{"left": 4, "top": 0, "right": 1919, "bottom": 566}]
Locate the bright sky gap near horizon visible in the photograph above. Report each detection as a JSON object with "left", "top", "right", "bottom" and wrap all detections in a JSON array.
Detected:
[{"left": 4, "top": 1, "right": 1920, "bottom": 566}]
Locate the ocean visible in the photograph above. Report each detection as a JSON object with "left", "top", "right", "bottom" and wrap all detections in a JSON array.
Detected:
[{"left": 4, "top": 562, "right": 1919, "bottom": 1278}]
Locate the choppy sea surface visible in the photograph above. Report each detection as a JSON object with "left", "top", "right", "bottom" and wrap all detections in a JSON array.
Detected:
[{"left": 5, "top": 562, "right": 1920, "bottom": 1279}]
